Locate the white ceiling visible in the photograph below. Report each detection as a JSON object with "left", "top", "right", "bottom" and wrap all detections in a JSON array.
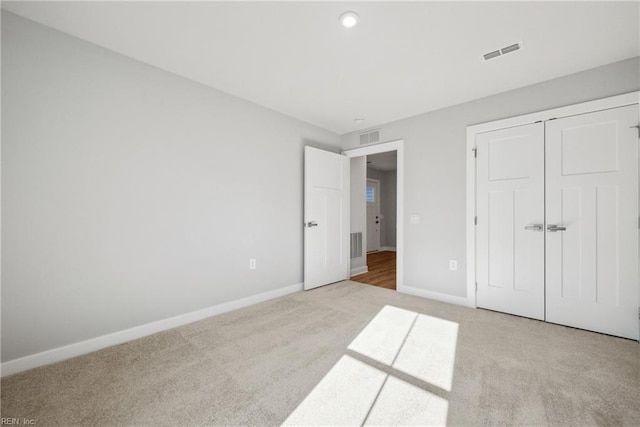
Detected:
[{"left": 3, "top": 1, "right": 639, "bottom": 135}]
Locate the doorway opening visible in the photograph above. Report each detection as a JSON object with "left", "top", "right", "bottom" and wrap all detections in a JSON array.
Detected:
[{"left": 343, "top": 140, "right": 404, "bottom": 292}]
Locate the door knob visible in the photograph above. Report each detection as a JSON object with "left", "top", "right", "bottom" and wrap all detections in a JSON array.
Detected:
[
  {"left": 547, "top": 224, "right": 566, "bottom": 232},
  {"left": 524, "top": 224, "right": 543, "bottom": 232},
  {"left": 305, "top": 221, "right": 318, "bottom": 228}
]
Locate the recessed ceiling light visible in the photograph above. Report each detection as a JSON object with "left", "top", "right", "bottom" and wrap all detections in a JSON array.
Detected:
[
  {"left": 339, "top": 11, "right": 359, "bottom": 29},
  {"left": 354, "top": 118, "right": 365, "bottom": 123}
]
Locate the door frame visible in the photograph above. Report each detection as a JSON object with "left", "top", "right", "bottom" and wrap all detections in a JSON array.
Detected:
[
  {"left": 344, "top": 139, "right": 405, "bottom": 293},
  {"left": 466, "top": 91, "right": 640, "bottom": 308},
  {"left": 366, "top": 178, "right": 381, "bottom": 252}
]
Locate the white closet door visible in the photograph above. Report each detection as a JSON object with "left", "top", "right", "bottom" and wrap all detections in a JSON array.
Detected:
[
  {"left": 476, "top": 122, "right": 545, "bottom": 320},
  {"left": 545, "top": 105, "right": 639, "bottom": 339}
]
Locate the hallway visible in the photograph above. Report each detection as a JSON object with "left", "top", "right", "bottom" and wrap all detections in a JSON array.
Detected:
[{"left": 350, "top": 251, "right": 396, "bottom": 290}]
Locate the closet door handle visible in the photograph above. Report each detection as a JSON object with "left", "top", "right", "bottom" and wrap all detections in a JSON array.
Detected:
[
  {"left": 547, "top": 224, "right": 566, "bottom": 232},
  {"left": 524, "top": 224, "right": 543, "bottom": 232}
]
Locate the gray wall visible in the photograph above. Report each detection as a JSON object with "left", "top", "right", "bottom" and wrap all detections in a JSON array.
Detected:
[
  {"left": 344, "top": 57, "right": 640, "bottom": 298},
  {"left": 381, "top": 171, "right": 397, "bottom": 248},
  {"left": 366, "top": 168, "right": 384, "bottom": 247},
  {"left": 366, "top": 167, "right": 397, "bottom": 249},
  {"left": 1, "top": 13, "right": 341, "bottom": 362},
  {"left": 350, "top": 157, "right": 366, "bottom": 272}
]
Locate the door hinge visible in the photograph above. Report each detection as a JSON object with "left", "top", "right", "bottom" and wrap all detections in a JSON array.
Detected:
[
  {"left": 475, "top": 282, "right": 478, "bottom": 292},
  {"left": 472, "top": 147, "right": 477, "bottom": 158},
  {"left": 474, "top": 216, "right": 477, "bottom": 225}
]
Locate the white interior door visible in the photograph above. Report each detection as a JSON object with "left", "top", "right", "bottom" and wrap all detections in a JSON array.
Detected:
[
  {"left": 545, "top": 105, "right": 639, "bottom": 339},
  {"left": 366, "top": 179, "right": 381, "bottom": 252},
  {"left": 304, "top": 146, "right": 350, "bottom": 290},
  {"left": 476, "top": 122, "right": 545, "bottom": 320}
]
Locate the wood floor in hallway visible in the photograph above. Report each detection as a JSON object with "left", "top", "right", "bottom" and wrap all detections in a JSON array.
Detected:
[{"left": 350, "top": 250, "right": 396, "bottom": 290}]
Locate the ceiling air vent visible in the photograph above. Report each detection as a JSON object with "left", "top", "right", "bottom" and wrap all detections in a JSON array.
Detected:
[
  {"left": 500, "top": 43, "right": 520, "bottom": 55},
  {"left": 360, "top": 129, "right": 380, "bottom": 145},
  {"left": 483, "top": 42, "right": 522, "bottom": 62},
  {"left": 483, "top": 50, "right": 501, "bottom": 61}
]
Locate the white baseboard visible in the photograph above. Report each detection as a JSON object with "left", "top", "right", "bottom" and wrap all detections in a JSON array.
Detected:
[
  {"left": 350, "top": 266, "right": 369, "bottom": 277},
  {"left": 1, "top": 283, "right": 303, "bottom": 377},
  {"left": 380, "top": 246, "right": 396, "bottom": 252},
  {"left": 399, "top": 285, "right": 473, "bottom": 308}
]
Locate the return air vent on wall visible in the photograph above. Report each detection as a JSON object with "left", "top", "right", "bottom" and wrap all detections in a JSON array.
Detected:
[
  {"left": 360, "top": 129, "right": 380, "bottom": 145},
  {"left": 350, "top": 232, "right": 363, "bottom": 259},
  {"left": 483, "top": 42, "right": 522, "bottom": 61}
]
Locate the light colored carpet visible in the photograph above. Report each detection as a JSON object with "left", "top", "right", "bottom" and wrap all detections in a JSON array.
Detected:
[{"left": 1, "top": 281, "right": 639, "bottom": 426}]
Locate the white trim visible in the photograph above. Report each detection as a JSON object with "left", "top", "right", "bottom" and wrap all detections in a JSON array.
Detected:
[
  {"left": 343, "top": 139, "right": 405, "bottom": 294},
  {"left": 466, "top": 127, "right": 478, "bottom": 308},
  {"left": 380, "top": 246, "right": 396, "bottom": 252},
  {"left": 402, "top": 285, "right": 474, "bottom": 308},
  {"left": 466, "top": 91, "right": 640, "bottom": 310},
  {"left": 350, "top": 266, "right": 369, "bottom": 277},
  {"left": 1, "top": 283, "right": 303, "bottom": 377},
  {"left": 468, "top": 91, "right": 640, "bottom": 135}
]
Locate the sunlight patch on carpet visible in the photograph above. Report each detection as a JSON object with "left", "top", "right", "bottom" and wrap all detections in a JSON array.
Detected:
[
  {"left": 282, "top": 355, "right": 386, "bottom": 426},
  {"left": 365, "top": 375, "right": 449, "bottom": 426},
  {"left": 284, "top": 305, "right": 459, "bottom": 426},
  {"left": 393, "top": 313, "right": 459, "bottom": 391},
  {"left": 347, "top": 305, "right": 417, "bottom": 365}
]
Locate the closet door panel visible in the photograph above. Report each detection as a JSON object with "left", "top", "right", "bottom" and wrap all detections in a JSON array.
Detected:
[
  {"left": 545, "top": 104, "right": 639, "bottom": 340},
  {"left": 476, "top": 123, "right": 545, "bottom": 320}
]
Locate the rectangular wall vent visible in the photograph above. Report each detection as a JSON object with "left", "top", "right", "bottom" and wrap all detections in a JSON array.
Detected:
[
  {"left": 483, "top": 42, "right": 522, "bottom": 61},
  {"left": 500, "top": 43, "right": 520, "bottom": 55},
  {"left": 483, "top": 50, "right": 501, "bottom": 61},
  {"left": 359, "top": 129, "right": 381, "bottom": 145},
  {"left": 350, "top": 232, "right": 363, "bottom": 259}
]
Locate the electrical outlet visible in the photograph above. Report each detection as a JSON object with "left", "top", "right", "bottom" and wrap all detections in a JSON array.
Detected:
[
  {"left": 249, "top": 258, "right": 256, "bottom": 270},
  {"left": 449, "top": 260, "right": 457, "bottom": 271}
]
